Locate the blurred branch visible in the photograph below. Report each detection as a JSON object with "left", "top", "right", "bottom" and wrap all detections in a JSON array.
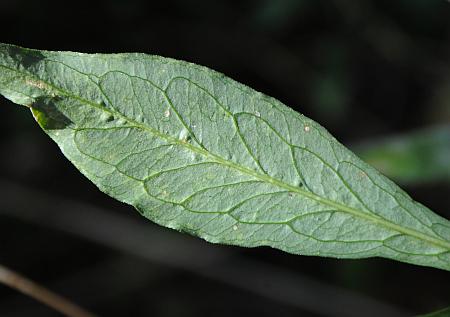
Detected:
[
  {"left": 0, "top": 264, "right": 96, "bottom": 317},
  {"left": 353, "top": 125, "right": 450, "bottom": 185},
  {"left": 0, "top": 180, "right": 407, "bottom": 317}
]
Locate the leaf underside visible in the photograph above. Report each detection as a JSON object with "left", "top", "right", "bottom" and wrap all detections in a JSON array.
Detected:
[{"left": 1, "top": 43, "right": 450, "bottom": 271}]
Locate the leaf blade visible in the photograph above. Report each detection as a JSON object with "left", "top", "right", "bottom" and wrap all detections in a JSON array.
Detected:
[{"left": 1, "top": 43, "right": 450, "bottom": 270}]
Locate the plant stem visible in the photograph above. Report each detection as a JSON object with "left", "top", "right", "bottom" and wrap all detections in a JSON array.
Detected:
[{"left": 0, "top": 264, "right": 97, "bottom": 317}]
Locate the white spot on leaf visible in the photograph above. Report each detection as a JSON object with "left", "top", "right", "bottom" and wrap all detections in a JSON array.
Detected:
[
  {"left": 116, "top": 118, "right": 127, "bottom": 125},
  {"left": 100, "top": 112, "right": 114, "bottom": 123},
  {"left": 178, "top": 128, "right": 190, "bottom": 142},
  {"left": 164, "top": 109, "right": 171, "bottom": 118}
]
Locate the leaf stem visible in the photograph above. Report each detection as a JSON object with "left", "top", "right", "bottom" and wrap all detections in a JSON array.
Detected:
[{"left": 0, "top": 263, "right": 97, "bottom": 317}]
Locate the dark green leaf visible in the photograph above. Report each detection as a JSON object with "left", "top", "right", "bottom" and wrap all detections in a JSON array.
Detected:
[
  {"left": 1, "top": 43, "right": 450, "bottom": 270},
  {"left": 418, "top": 307, "right": 450, "bottom": 317}
]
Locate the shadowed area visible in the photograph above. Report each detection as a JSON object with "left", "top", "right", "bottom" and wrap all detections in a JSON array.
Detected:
[{"left": 31, "top": 97, "right": 73, "bottom": 130}]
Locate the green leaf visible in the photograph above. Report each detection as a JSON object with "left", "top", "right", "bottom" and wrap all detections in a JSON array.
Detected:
[
  {"left": 418, "top": 307, "right": 450, "bottom": 317},
  {"left": 1, "top": 43, "right": 450, "bottom": 270},
  {"left": 354, "top": 126, "right": 450, "bottom": 185}
]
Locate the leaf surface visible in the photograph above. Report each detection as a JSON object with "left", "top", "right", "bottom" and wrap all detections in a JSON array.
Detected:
[{"left": 1, "top": 43, "right": 450, "bottom": 270}]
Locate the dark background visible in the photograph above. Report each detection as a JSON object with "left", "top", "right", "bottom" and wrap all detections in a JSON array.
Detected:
[{"left": 0, "top": 1, "right": 450, "bottom": 316}]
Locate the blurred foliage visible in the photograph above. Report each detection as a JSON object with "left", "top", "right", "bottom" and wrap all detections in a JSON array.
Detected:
[
  {"left": 418, "top": 306, "right": 450, "bottom": 317},
  {"left": 355, "top": 126, "right": 450, "bottom": 185}
]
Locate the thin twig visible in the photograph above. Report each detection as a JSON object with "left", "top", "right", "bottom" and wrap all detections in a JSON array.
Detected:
[
  {"left": 0, "top": 180, "right": 408, "bottom": 317},
  {"left": 0, "top": 264, "right": 97, "bottom": 317}
]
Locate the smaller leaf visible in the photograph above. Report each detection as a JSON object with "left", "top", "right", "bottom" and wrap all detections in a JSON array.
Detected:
[
  {"left": 354, "top": 126, "right": 450, "bottom": 185},
  {"left": 418, "top": 307, "right": 450, "bottom": 317}
]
